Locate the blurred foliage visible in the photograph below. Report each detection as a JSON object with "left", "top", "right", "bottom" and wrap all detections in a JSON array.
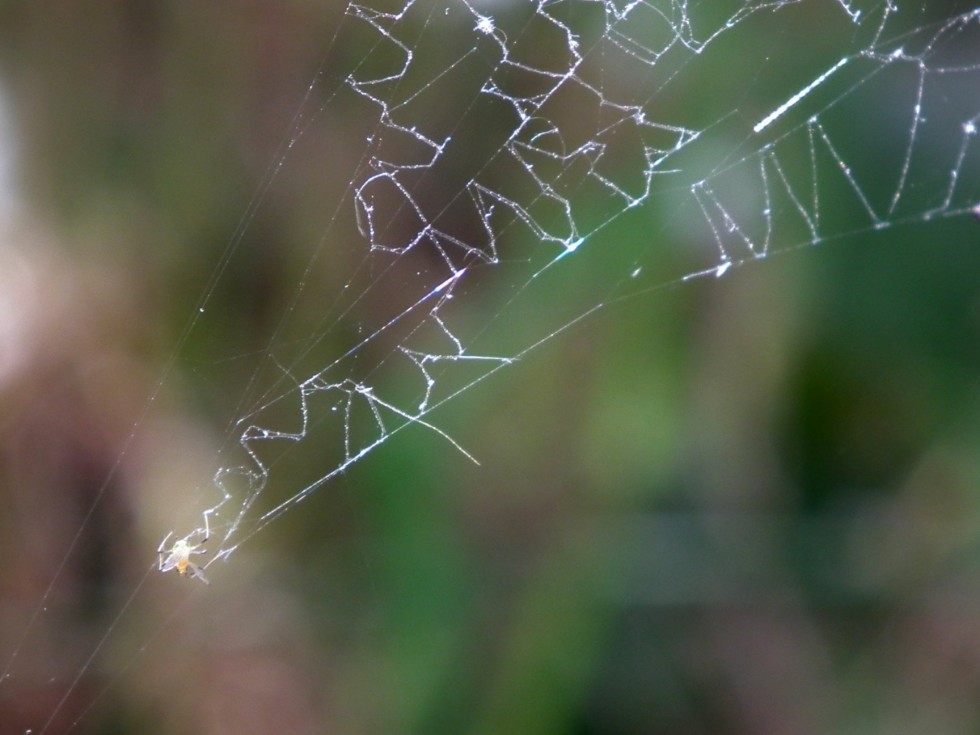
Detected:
[{"left": 0, "top": 2, "right": 979, "bottom": 735}]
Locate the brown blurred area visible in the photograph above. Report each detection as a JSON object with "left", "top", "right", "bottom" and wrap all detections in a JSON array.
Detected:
[
  {"left": 0, "top": 3, "right": 345, "bottom": 733},
  {"left": 0, "top": 2, "right": 979, "bottom": 735}
]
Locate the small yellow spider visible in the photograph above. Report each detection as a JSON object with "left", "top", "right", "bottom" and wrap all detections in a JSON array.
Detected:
[{"left": 157, "top": 530, "right": 209, "bottom": 584}]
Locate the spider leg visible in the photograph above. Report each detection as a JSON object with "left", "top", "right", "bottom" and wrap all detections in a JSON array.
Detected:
[
  {"left": 186, "top": 527, "right": 209, "bottom": 546},
  {"left": 157, "top": 531, "right": 175, "bottom": 571},
  {"left": 157, "top": 530, "right": 174, "bottom": 555},
  {"left": 159, "top": 554, "right": 180, "bottom": 573},
  {"left": 188, "top": 563, "right": 209, "bottom": 585},
  {"left": 202, "top": 506, "right": 216, "bottom": 544}
]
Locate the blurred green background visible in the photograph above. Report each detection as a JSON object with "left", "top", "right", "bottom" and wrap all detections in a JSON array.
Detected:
[{"left": 1, "top": 2, "right": 980, "bottom": 734}]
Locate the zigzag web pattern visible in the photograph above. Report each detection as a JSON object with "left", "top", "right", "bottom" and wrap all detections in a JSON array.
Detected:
[{"left": 141, "top": 0, "right": 980, "bottom": 572}]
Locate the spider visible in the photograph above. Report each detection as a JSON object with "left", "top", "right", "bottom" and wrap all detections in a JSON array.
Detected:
[{"left": 157, "top": 530, "right": 209, "bottom": 584}]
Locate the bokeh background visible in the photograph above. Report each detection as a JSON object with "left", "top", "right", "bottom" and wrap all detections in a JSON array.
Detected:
[{"left": 1, "top": 1, "right": 980, "bottom": 734}]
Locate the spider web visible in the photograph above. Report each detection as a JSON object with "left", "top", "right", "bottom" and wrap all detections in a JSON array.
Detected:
[
  {"left": 2, "top": 0, "right": 980, "bottom": 731},
  {"left": 184, "top": 0, "right": 980, "bottom": 569}
]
